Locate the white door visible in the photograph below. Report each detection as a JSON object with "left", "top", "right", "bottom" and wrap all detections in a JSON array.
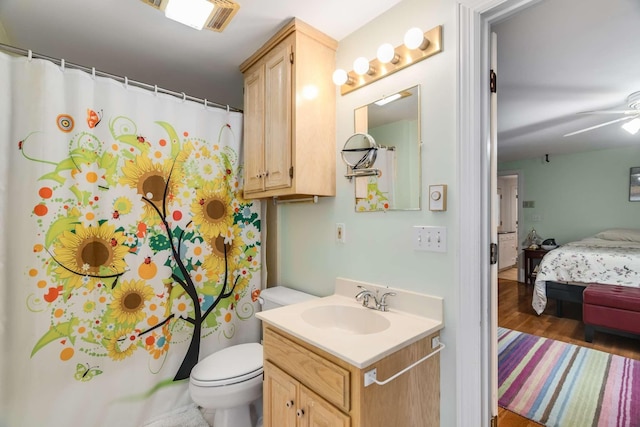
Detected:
[{"left": 489, "top": 31, "right": 499, "bottom": 422}]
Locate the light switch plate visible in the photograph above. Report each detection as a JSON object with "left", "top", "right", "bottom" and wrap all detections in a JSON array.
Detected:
[{"left": 429, "top": 185, "right": 447, "bottom": 211}]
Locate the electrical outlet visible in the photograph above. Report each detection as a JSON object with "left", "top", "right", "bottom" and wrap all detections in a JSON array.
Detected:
[{"left": 336, "top": 223, "right": 346, "bottom": 243}]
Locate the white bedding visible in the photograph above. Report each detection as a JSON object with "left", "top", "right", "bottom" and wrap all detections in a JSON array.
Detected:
[{"left": 532, "top": 235, "right": 640, "bottom": 315}]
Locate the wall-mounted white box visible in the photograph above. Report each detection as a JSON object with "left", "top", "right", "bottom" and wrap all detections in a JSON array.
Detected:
[{"left": 429, "top": 184, "right": 447, "bottom": 211}]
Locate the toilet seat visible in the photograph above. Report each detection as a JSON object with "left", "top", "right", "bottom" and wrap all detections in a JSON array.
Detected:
[{"left": 190, "top": 343, "right": 263, "bottom": 387}]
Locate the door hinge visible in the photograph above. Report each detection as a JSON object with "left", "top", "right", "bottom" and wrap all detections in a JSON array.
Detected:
[
  {"left": 490, "top": 243, "right": 498, "bottom": 265},
  {"left": 290, "top": 52, "right": 294, "bottom": 64},
  {"left": 490, "top": 69, "right": 497, "bottom": 93},
  {"left": 490, "top": 415, "right": 498, "bottom": 427},
  {"left": 289, "top": 166, "right": 294, "bottom": 178}
]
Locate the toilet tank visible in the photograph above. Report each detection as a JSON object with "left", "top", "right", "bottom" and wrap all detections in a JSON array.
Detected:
[{"left": 259, "top": 286, "right": 317, "bottom": 311}]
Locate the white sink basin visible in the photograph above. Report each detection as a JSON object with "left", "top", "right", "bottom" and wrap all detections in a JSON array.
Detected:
[{"left": 301, "top": 305, "right": 391, "bottom": 335}]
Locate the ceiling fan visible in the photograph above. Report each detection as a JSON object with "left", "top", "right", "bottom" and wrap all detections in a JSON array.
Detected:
[{"left": 563, "top": 91, "right": 640, "bottom": 137}]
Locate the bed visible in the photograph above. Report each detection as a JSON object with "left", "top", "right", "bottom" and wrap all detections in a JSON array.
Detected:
[{"left": 532, "top": 229, "right": 640, "bottom": 315}]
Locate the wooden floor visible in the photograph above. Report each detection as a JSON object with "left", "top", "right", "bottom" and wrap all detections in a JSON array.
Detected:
[{"left": 496, "top": 273, "right": 640, "bottom": 425}]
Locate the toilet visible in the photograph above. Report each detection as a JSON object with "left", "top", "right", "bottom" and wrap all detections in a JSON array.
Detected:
[{"left": 189, "top": 286, "right": 317, "bottom": 427}]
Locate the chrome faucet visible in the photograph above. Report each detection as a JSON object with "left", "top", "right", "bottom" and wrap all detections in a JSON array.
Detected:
[
  {"left": 376, "top": 291, "right": 396, "bottom": 312},
  {"left": 355, "top": 285, "right": 376, "bottom": 308},
  {"left": 355, "top": 286, "right": 396, "bottom": 312}
]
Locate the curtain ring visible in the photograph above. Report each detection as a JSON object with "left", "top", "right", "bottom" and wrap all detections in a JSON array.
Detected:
[
  {"left": 182, "top": 92, "right": 186, "bottom": 102},
  {"left": 124, "top": 76, "right": 128, "bottom": 88},
  {"left": 226, "top": 105, "right": 230, "bottom": 113},
  {"left": 60, "top": 58, "right": 65, "bottom": 71},
  {"left": 203, "top": 99, "right": 208, "bottom": 109},
  {"left": 27, "top": 50, "right": 33, "bottom": 61},
  {"left": 154, "top": 85, "right": 158, "bottom": 96},
  {"left": 91, "top": 67, "right": 96, "bottom": 79}
]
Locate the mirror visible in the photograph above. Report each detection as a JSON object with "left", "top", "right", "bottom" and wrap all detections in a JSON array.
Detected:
[
  {"left": 341, "top": 133, "right": 378, "bottom": 172},
  {"left": 352, "top": 85, "right": 421, "bottom": 211}
]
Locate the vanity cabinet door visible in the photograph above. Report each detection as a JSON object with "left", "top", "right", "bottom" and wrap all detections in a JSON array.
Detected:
[
  {"left": 264, "top": 360, "right": 298, "bottom": 427},
  {"left": 299, "top": 384, "right": 350, "bottom": 427}
]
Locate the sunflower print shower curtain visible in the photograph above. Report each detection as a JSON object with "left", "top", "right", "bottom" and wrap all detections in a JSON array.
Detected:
[{"left": 0, "top": 52, "right": 262, "bottom": 427}]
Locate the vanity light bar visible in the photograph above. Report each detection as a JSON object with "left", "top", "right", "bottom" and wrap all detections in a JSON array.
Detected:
[{"left": 337, "top": 25, "right": 443, "bottom": 96}]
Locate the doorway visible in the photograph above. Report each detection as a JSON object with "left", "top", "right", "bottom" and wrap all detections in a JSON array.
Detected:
[{"left": 497, "top": 172, "right": 521, "bottom": 281}]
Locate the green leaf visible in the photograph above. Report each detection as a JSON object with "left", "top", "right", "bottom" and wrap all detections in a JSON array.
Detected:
[
  {"left": 38, "top": 171, "right": 65, "bottom": 184},
  {"left": 31, "top": 322, "right": 72, "bottom": 357},
  {"left": 149, "top": 233, "right": 171, "bottom": 251},
  {"left": 155, "top": 122, "right": 181, "bottom": 158},
  {"left": 45, "top": 216, "right": 80, "bottom": 247}
]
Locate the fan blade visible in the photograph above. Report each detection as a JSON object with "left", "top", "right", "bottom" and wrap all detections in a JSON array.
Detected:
[
  {"left": 563, "top": 115, "right": 638, "bottom": 137},
  {"left": 578, "top": 110, "right": 640, "bottom": 115}
]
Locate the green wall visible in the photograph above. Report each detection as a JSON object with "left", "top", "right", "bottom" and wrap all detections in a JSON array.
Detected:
[
  {"left": 276, "top": 0, "right": 457, "bottom": 424},
  {"left": 499, "top": 145, "right": 640, "bottom": 245}
]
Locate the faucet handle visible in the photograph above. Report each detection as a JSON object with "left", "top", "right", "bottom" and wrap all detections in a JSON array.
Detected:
[
  {"left": 355, "top": 285, "right": 373, "bottom": 307},
  {"left": 378, "top": 292, "right": 396, "bottom": 311}
]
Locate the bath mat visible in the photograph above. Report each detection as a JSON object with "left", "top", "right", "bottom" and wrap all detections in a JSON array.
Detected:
[
  {"left": 498, "top": 327, "right": 640, "bottom": 426},
  {"left": 142, "top": 403, "right": 209, "bottom": 427}
]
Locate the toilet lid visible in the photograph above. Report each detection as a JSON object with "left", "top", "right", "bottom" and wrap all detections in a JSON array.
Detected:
[{"left": 190, "top": 343, "right": 263, "bottom": 385}]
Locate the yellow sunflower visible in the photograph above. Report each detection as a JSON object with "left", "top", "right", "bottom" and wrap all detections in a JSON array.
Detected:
[
  {"left": 106, "top": 328, "right": 138, "bottom": 361},
  {"left": 54, "top": 222, "right": 128, "bottom": 290},
  {"left": 119, "top": 155, "right": 181, "bottom": 224},
  {"left": 109, "top": 279, "right": 154, "bottom": 325},
  {"left": 203, "top": 224, "right": 244, "bottom": 277},
  {"left": 191, "top": 183, "right": 233, "bottom": 240}
]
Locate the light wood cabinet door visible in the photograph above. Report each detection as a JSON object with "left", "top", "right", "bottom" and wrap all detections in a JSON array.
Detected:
[
  {"left": 299, "top": 385, "right": 350, "bottom": 427},
  {"left": 243, "top": 65, "right": 265, "bottom": 194},
  {"left": 264, "top": 361, "right": 298, "bottom": 427},
  {"left": 263, "top": 39, "right": 292, "bottom": 191}
]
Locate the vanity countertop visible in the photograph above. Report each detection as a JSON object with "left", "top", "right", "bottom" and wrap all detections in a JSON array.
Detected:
[{"left": 256, "top": 277, "right": 444, "bottom": 368}]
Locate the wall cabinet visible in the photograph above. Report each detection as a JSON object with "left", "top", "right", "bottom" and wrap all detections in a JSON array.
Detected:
[
  {"left": 239, "top": 18, "right": 337, "bottom": 200},
  {"left": 498, "top": 232, "right": 517, "bottom": 270},
  {"left": 262, "top": 325, "right": 440, "bottom": 427}
]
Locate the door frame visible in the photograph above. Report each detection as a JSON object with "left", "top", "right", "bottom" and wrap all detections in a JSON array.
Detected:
[{"left": 456, "top": 0, "right": 541, "bottom": 425}]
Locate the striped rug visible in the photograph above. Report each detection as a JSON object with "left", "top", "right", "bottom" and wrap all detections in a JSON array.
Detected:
[{"left": 498, "top": 327, "right": 640, "bottom": 427}]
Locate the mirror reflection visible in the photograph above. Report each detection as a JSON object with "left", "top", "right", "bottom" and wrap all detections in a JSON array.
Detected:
[{"left": 353, "top": 85, "right": 421, "bottom": 211}]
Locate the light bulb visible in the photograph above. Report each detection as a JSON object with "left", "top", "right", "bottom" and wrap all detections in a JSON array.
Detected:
[
  {"left": 164, "top": 0, "right": 214, "bottom": 30},
  {"left": 353, "top": 57, "right": 371, "bottom": 75},
  {"left": 622, "top": 118, "right": 640, "bottom": 135},
  {"left": 404, "top": 27, "right": 429, "bottom": 50},
  {"left": 376, "top": 43, "right": 398, "bottom": 64},
  {"left": 332, "top": 69, "right": 348, "bottom": 85}
]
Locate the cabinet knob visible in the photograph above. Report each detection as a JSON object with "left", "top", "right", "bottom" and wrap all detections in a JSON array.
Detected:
[
  {"left": 285, "top": 400, "right": 294, "bottom": 408},
  {"left": 296, "top": 409, "right": 305, "bottom": 417},
  {"left": 264, "top": 171, "right": 269, "bottom": 177}
]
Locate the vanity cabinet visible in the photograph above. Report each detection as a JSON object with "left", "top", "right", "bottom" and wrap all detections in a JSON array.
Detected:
[
  {"left": 239, "top": 18, "right": 337, "bottom": 200},
  {"left": 262, "top": 325, "right": 440, "bottom": 427}
]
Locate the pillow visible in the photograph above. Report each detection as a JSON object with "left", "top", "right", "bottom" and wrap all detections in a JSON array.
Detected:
[{"left": 593, "top": 228, "right": 640, "bottom": 243}]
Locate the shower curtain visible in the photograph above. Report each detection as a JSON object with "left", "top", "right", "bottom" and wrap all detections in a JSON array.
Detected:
[{"left": 0, "top": 52, "right": 262, "bottom": 426}]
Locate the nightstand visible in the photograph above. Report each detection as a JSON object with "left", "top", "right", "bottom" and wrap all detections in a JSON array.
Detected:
[{"left": 523, "top": 248, "right": 550, "bottom": 286}]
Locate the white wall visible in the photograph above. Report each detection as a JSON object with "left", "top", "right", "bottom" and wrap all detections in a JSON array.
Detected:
[{"left": 276, "top": 0, "right": 459, "bottom": 424}]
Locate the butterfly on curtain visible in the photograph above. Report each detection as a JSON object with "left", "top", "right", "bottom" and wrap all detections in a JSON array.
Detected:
[
  {"left": 86, "top": 108, "right": 103, "bottom": 128},
  {"left": 74, "top": 363, "right": 103, "bottom": 382}
]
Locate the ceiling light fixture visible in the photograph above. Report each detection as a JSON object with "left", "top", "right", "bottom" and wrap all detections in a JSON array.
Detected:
[
  {"left": 374, "top": 90, "right": 412, "bottom": 106},
  {"left": 332, "top": 25, "right": 443, "bottom": 96},
  {"left": 622, "top": 117, "right": 640, "bottom": 135},
  {"left": 164, "top": 0, "right": 215, "bottom": 30}
]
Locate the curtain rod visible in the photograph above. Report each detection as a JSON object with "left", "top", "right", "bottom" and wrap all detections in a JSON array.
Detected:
[{"left": 0, "top": 42, "right": 242, "bottom": 113}]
